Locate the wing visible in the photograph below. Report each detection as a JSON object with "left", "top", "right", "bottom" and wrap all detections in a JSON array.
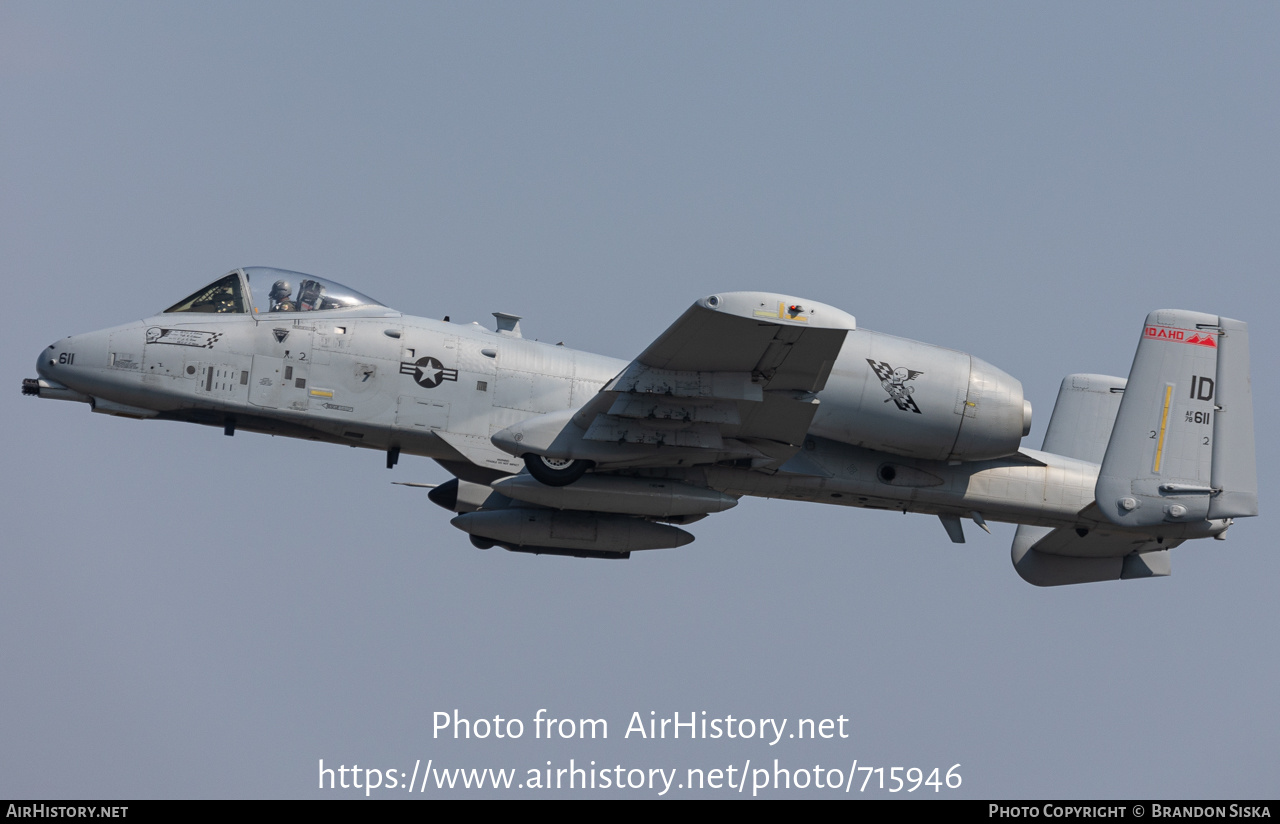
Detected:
[
  {"left": 492, "top": 291, "right": 857, "bottom": 471},
  {"left": 447, "top": 293, "right": 856, "bottom": 557}
]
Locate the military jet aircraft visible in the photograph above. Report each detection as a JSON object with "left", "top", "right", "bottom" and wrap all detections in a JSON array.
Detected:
[{"left": 25, "top": 267, "right": 1257, "bottom": 586}]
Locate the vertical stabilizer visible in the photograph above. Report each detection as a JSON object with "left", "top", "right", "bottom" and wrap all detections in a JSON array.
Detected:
[
  {"left": 1095, "top": 310, "right": 1254, "bottom": 528},
  {"left": 1040, "top": 373, "right": 1126, "bottom": 464}
]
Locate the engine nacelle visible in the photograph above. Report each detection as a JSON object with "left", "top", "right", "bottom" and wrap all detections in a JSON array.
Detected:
[{"left": 810, "top": 329, "right": 1031, "bottom": 462}]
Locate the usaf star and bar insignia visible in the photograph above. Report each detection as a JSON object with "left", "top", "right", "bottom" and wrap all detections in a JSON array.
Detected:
[{"left": 400, "top": 356, "right": 458, "bottom": 389}]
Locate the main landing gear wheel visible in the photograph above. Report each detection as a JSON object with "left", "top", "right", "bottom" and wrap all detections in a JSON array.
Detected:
[{"left": 524, "top": 454, "right": 592, "bottom": 486}]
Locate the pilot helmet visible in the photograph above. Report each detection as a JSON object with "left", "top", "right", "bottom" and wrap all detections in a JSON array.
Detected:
[{"left": 270, "top": 280, "right": 292, "bottom": 301}]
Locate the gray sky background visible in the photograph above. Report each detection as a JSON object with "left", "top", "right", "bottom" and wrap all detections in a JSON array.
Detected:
[{"left": 2, "top": 2, "right": 1277, "bottom": 798}]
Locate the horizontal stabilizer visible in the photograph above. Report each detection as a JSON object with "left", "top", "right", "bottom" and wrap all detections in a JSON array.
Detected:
[{"left": 1011, "top": 523, "right": 1175, "bottom": 587}]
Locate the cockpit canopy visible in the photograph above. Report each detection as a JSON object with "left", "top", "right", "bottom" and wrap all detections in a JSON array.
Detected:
[{"left": 163, "top": 267, "right": 390, "bottom": 316}]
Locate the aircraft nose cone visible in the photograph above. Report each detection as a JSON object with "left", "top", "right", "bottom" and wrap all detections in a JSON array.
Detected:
[
  {"left": 36, "top": 342, "right": 62, "bottom": 380},
  {"left": 36, "top": 327, "right": 113, "bottom": 390},
  {"left": 29, "top": 338, "right": 94, "bottom": 404}
]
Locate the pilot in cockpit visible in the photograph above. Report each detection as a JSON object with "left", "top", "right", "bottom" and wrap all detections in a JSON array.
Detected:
[{"left": 269, "top": 280, "right": 297, "bottom": 312}]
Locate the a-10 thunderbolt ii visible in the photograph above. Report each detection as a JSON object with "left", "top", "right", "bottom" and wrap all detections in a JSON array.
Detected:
[{"left": 25, "top": 267, "right": 1257, "bottom": 586}]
